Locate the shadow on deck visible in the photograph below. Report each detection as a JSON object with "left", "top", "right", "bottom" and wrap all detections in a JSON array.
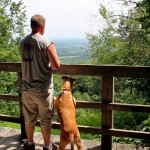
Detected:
[{"left": 0, "top": 127, "right": 150, "bottom": 150}]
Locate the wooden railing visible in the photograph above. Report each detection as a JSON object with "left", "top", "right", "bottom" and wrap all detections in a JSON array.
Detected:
[{"left": 0, "top": 62, "right": 150, "bottom": 150}]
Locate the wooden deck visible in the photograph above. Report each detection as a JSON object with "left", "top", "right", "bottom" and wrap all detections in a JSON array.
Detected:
[{"left": 0, "top": 127, "right": 149, "bottom": 150}]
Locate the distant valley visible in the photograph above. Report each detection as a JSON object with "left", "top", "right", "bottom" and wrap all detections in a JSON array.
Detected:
[{"left": 54, "top": 39, "right": 91, "bottom": 64}]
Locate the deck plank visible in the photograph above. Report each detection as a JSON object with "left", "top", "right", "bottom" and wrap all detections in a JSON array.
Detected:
[
  {"left": 0, "top": 128, "right": 22, "bottom": 150},
  {"left": 0, "top": 127, "right": 150, "bottom": 150}
]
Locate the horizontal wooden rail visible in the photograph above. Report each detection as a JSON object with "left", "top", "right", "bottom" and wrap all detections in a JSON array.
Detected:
[
  {"left": 0, "top": 94, "right": 21, "bottom": 102},
  {"left": 0, "top": 114, "right": 20, "bottom": 123},
  {"left": 76, "top": 101, "right": 150, "bottom": 113},
  {"left": 0, "top": 63, "right": 149, "bottom": 78},
  {"left": 108, "top": 103, "right": 150, "bottom": 113},
  {"left": 49, "top": 123, "right": 150, "bottom": 139},
  {"left": 0, "top": 93, "right": 150, "bottom": 113},
  {"left": 1, "top": 96, "right": 150, "bottom": 113},
  {"left": 0, "top": 62, "right": 21, "bottom": 72},
  {"left": 54, "top": 64, "right": 150, "bottom": 78},
  {"left": 76, "top": 101, "right": 103, "bottom": 109},
  {"left": 109, "top": 129, "right": 150, "bottom": 139},
  {"left": 1, "top": 114, "right": 149, "bottom": 139}
]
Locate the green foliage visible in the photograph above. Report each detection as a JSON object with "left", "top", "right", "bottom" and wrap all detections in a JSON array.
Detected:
[
  {"left": 0, "top": 49, "right": 21, "bottom": 62},
  {"left": 0, "top": 0, "right": 26, "bottom": 50},
  {"left": 87, "top": 0, "right": 150, "bottom": 66},
  {"left": 53, "top": 74, "right": 63, "bottom": 96},
  {"left": 76, "top": 109, "right": 101, "bottom": 127},
  {"left": 0, "top": 101, "right": 19, "bottom": 116},
  {"left": 114, "top": 77, "right": 150, "bottom": 104},
  {"left": 114, "top": 111, "right": 149, "bottom": 130},
  {"left": 0, "top": 71, "right": 19, "bottom": 117},
  {"left": 0, "top": 0, "right": 26, "bottom": 124},
  {"left": 136, "top": 116, "right": 150, "bottom": 147},
  {"left": 73, "top": 76, "right": 101, "bottom": 102},
  {"left": 0, "top": 72, "right": 18, "bottom": 94},
  {"left": 0, "top": 0, "right": 26, "bottom": 63},
  {"left": 114, "top": 112, "right": 150, "bottom": 147}
]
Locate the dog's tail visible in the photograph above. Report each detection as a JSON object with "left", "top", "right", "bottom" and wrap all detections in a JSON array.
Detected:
[{"left": 69, "top": 133, "right": 74, "bottom": 150}]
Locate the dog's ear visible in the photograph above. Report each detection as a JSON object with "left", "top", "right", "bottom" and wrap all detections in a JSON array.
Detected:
[
  {"left": 61, "top": 76, "right": 76, "bottom": 83},
  {"left": 70, "top": 77, "right": 77, "bottom": 83},
  {"left": 61, "top": 76, "right": 68, "bottom": 80}
]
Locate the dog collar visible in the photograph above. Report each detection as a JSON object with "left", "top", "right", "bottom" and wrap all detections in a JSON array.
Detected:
[
  {"left": 58, "top": 89, "right": 71, "bottom": 97},
  {"left": 62, "top": 88, "right": 71, "bottom": 91}
]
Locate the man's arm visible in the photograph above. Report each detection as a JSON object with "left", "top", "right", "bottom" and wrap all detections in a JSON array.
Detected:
[{"left": 47, "top": 43, "right": 60, "bottom": 70}]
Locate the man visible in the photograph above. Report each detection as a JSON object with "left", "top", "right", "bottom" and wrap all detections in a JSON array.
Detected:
[{"left": 19, "top": 14, "right": 60, "bottom": 150}]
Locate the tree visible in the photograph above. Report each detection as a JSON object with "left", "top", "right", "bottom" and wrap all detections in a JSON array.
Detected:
[
  {"left": 0, "top": 0, "right": 26, "bottom": 52},
  {"left": 86, "top": 1, "right": 150, "bottom": 146},
  {"left": 0, "top": 0, "right": 27, "bottom": 117},
  {"left": 87, "top": 0, "right": 150, "bottom": 98},
  {"left": 87, "top": 0, "right": 150, "bottom": 66}
]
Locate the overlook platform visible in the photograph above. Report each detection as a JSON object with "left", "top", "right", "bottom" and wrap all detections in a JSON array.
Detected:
[{"left": 0, "top": 127, "right": 149, "bottom": 150}]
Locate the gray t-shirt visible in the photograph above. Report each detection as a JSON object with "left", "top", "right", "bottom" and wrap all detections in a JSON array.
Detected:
[{"left": 19, "top": 33, "right": 53, "bottom": 91}]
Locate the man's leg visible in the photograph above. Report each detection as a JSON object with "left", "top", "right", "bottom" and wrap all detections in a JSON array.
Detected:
[
  {"left": 24, "top": 125, "right": 35, "bottom": 150},
  {"left": 22, "top": 91, "right": 37, "bottom": 144},
  {"left": 41, "top": 128, "right": 58, "bottom": 150},
  {"left": 41, "top": 128, "right": 51, "bottom": 147},
  {"left": 25, "top": 125, "right": 35, "bottom": 143}
]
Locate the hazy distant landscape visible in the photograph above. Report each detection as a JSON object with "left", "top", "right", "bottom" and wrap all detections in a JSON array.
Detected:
[{"left": 54, "top": 39, "right": 91, "bottom": 64}]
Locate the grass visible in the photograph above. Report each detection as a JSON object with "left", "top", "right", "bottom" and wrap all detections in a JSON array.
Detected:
[
  {"left": 0, "top": 121, "right": 20, "bottom": 129},
  {"left": 0, "top": 121, "right": 60, "bottom": 134}
]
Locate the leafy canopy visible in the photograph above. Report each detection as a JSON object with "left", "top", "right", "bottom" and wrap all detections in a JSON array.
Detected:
[
  {"left": 87, "top": 0, "right": 150, "bottom": 66},
  {"left": 0, "top": 0, "right": 26, "bottom": 53}
]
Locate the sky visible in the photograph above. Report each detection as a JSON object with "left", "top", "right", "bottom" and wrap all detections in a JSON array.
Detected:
[{"left": 22, "top": 0, "right": 100, "bottom": 40}]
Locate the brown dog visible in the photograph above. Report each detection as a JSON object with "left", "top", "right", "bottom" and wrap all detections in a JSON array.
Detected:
[{"left": 55, "top": 76, "right": 82, "bottom": 150}]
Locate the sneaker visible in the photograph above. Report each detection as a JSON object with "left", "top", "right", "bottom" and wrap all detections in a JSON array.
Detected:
[
  {"left": 43, "top": 141, "right": 58, "bottom": 150},
  {"left": 24, "top": 139, "right": 35, "bottom": 150}
]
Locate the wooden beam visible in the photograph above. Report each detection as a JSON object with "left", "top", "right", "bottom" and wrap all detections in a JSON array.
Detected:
[
  {"left": 51, "top": 123, "right": 150, "bottom": 139},
  {"left": 0, "top": 97, "right": 149, "bottom": 113},
  {"left": 17, "top": 73, "right": 27, "bottom": 139},
  {"left": 0, "top": 94, "right": 21, "bottom": 102},
  {"left": 76, "top": 101, "right": 103, "bottom": 109},
  {"left": 53, "top": 64, "right": 150, "bottom": 78},
  {"left": 0, "top": 116, "right": 149, "bottom": 139},
  {"left": 109, "top": 129, "right": 150, "bottom": 139},
  {"left": 73, "top": 101, "right": 150, "bottom": 113},
  {"left": 108, "top": 103, "right": 150, "bottom": 113},
  {"left": 0, "top": 63, "right": 149, "bottom": 78},
  {"left": 0, "top": 114, "right": 20, "bottom": 123},
  {"left": 101, "top": 76, "right": 114, "bottom": 150},
  {"left": 0, "top": 62, "right": 21, "bottom": 72}
]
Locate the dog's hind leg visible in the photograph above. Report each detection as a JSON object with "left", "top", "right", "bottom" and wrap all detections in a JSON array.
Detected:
[
  {"left": 59, "top": 140, "right": 68, "bottom": 150},
  {"left": 75, "top": 132, "right": 82, "bottom": 150},
  {"left": 59, "top": 135, "right": 69, "bottom": 150},
  {"left": 69, "top": 133, "right": 75, "bottom": 150}
]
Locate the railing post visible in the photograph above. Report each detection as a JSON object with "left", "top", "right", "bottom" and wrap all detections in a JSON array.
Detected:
[
  {"left": 18, "top": 72, "right": 27, "bottom": 139},
  {"left": 101, "top": 76, "right": 114, "bottom": 150}
]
